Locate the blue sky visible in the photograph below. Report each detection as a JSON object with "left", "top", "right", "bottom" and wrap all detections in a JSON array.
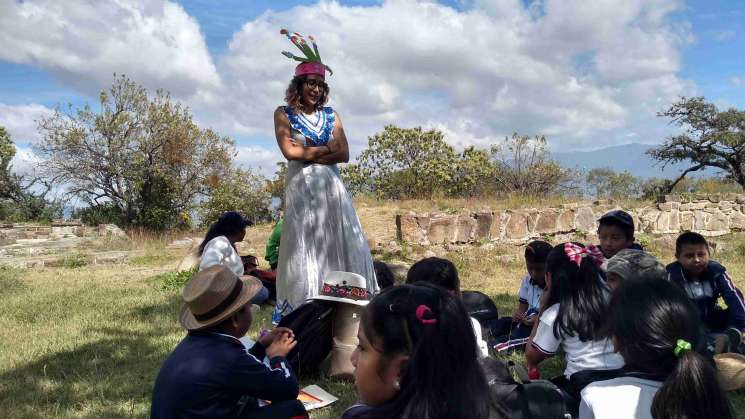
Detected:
[{"left": 0, "top": 0, "right": 743, "bottom": 175}]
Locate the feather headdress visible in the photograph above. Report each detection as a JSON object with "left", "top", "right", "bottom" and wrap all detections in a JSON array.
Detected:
[{"left": 280, "top": 29, "right": 333, "bottom": 77}]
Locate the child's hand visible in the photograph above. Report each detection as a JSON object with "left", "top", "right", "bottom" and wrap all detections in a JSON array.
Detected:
[
  {"left": 258, "top": 327, "right": 295, "bottom": 348},
  {"left": 522, "top": 315, "right": 536, "bottom": 326},
  {"left": 511, "top": 309, "right": 525, "bottom": 322},
  {"left": 266, "top": 332, "right": 297, "bottom": 358}
]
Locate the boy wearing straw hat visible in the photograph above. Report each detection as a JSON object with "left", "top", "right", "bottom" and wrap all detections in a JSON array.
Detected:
[{"left": 151, "top": 266, "right": 308, "bottom": 419}]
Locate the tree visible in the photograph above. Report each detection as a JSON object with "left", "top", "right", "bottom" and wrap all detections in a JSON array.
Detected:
[
  {"left": 648, "top": 97, "right": 745, "bottom": 191},
  {"left": 200, "top": 168, "right": 272, "bottom": 227},
  {"left": 35, "top": 75, "right": 234, "bottom": 230},
  {"left": 449, "top": 146, "right": 497, "bottom": 197},
  {"left": 586, "top": 167, "right": 641, "bottom": 199},
  {"left": 0, "top": 126, "right": 62, "bottom": 222},
  {"left": 266, "top": 161, "right": 287, "bottom": 209},
  {"left": 491, "top": 133, "right": 577, "bottom": 195},
  {"left": 342, "top": 126, "right": 457, "bottom": 199}
]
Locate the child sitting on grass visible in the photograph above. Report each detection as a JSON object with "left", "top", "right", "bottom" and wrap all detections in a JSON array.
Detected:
[
  {"left": 580, "top": 278, "right": 734, "bottom": 419},
  {"left": 667, "top": 231, "right": 745, "bottom": 353},
  {"left": 492, "top": 240, "right": 552, "bottom": 352},
  {"left": 406, "top": 257, "right": 489, "bottom": 358},
  {"left": 342, "top": 283, "right": 507, "bottom": 419},
  {"left": 526, "top": 242, "right": 624, "bottom": 411},
  {"left": 604, "top": 249, "right": 666, "bottom": 291},
  {"left": 596, "top": 210, "right": 642, "bottom": 259}
]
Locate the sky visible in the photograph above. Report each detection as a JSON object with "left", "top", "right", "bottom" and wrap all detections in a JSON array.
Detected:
[{"left": 0, "top": 0, "right": 744, "bottom": 177}]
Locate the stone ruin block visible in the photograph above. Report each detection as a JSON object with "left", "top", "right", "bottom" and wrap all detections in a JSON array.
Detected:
[
  {"left": 534, "top": 210, "right": 560, "bottom": 235},
  {"left": 557, "top": 210, "right": 575, "bottom": 233},
  {"left": 428, "top": 215, "right": 457, "bottom": 244},
  {"left": 680, "top": 212, "right": 694, "bottom": 231},
  {"left": 505, "top": 211, "right": 530, "bottom": 240},
  {"left": 729, "top": 211, "right": 745, "bottom": 231},
  {"left": 396, "top": 213, "right": 426, "bottom": 244},
  {"left": 490, "top": 212, "right": 507, "bottom": 240},
  {"left": 474, "top": 212, "right": 493, "bottom": 240},
  {"left": 574, "top": 207, "right": 596, "bottom": 232},
  {"left": 454, "top": 215, "right": 476, "bottom": 243}
]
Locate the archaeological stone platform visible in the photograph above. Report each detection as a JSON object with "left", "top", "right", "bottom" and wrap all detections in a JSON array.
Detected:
[
  {"left": 0, "top": 220, "right": 130, "bottom": 268},
  {"left": 396, "top": 194, "right": 745, "bottom": 245}
]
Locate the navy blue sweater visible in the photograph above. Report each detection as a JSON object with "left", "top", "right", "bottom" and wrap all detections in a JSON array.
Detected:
[
  {"left": 151, "top": 331, "right": 299, "bottom": 418},
  {"left": 666, "top": 261, "right": 745, "bottom": 332}
]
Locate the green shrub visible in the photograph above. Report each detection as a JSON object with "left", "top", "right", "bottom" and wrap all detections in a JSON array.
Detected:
[
  {"left": 63, "top": 254, "right": 88, "bottom": 269},
  {"left": 149, "top": 268, "right": 197, "bottom": 291}
]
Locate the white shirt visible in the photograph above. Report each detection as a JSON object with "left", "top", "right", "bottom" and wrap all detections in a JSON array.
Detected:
[
  {"left": 199, "top": 236, "right": 244, "bottom": 276},
  {"left": 579, "top": 376, "right": 663, "bottom": 419},
  {"left": 532, "top": 303, "right": 625, "bottom": 377},
  {"left": 518, "top": 275, "right": 544, "bottom": 311},
  {"left": 470, "top": 316, "right": 489, "bottom": 358}
]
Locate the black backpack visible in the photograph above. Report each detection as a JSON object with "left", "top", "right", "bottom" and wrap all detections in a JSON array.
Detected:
[
  {"left": 462, "top": 290, "right": 499, "bottom": 328},
  {"left": 276, "top": 300, "right": 335, "bottom": 376},
  {"left": 482, "top": 358, "right": 570, "bottom": 419}
]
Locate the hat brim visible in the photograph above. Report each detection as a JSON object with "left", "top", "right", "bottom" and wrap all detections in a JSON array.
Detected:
[
  {"left": 310, "top": 294, "right": 369, "bottom": 306},
  {"left": 179, "top": 276, "right": 263, "bottom": 331}
]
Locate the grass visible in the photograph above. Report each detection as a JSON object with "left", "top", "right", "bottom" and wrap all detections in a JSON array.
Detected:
[{"left": 1, "top": 217, "right": 745, "bottom": 417}]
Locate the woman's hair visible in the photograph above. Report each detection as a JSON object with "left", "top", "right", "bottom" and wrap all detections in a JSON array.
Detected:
[
  {"left": 374, "top": 261, "right": 395, "bottom": 289},
  {"left": 359, "top": 283, "right": 504, "bottom": 419},
  {"left": 198, "top": 211, "right": 250, "bottom": 255},
  {"left": 405, "top": 257, "right": 460, "bottom": 294},
  {"left": 544, "top": 242, "right": 608, "bottom": 341},
  {"left": 609, "top": 278, "right": 733, "bottom": 419},
  {"left": 284, "top": 75, "right": 329, "bottom": 110}
]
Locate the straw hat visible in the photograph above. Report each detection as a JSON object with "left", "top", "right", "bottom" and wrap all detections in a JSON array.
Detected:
[
  {"left": 179, "top": 265, "right": 262, "bottom": 330},
  {"left": 714, "top": 352, "right": 745, "bottom": 391},
  {"left": 310, "top": 271, "right": 371, "bottom": 306}
]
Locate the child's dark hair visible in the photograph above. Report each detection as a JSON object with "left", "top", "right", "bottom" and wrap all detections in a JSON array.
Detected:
[
  {"left": 545, "top": 242, "right": 608, "bottom": 341},
  {"left": 598, "top": 211, "right": 634, "bottom": 241},
  {"left": 374, "top": 261, "right": 395, "bottom": 289},
  {"left": 675, "top": 231, "right": 709, "bottom": 256},
  {"left": 609, "top": 278, "right": 733, "bottom": 419},
  {"left": 198, "top": 211, "right": 251, "bottom": 255},
  {"left": 525, "top": 240, "right": 552, "bottom": 263},
  {"left": 406, "top": 257, "right": 460, "bottom": 294},
  {"left": 359, "top": 283, "right": 505, "bottom": 419}
]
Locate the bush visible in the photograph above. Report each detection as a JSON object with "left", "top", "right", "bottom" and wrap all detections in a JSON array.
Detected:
[{"left": 149, "top": 268, "right": 197, "bottom": 291}]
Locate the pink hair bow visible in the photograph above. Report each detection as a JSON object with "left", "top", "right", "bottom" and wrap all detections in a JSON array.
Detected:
[
  {"left": 415, "top": 305, "right": 438, "bottom": 325},
  {"left": 563, "top": 243, "right": 604, "bottom": 268}
]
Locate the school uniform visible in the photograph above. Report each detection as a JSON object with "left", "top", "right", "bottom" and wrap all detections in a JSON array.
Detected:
[
  {"left": 532, "top": 303, "right": 625, "bottom": 378},
  {"left": 579, "top": 375, "right": 663, "bottom": 419},
  {"left": 666, "top": 261, "right": 745, "bottom": 332},
  {"left": 151, "top": 331, "right": 307, "bottom": 419},
  {"left": 200, "top": 236, "right": 269, "bottom": 304},
  {"left": 491, "top": 275, "right": 544, "bottom": 351}
]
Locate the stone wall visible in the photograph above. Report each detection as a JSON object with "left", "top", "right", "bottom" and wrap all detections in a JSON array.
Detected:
[
  {"left": 0, "top": 220, "right": 127, "bottom": 246},
  {"left": 396, "top": 193, "right": 745, "bottom": 245}
]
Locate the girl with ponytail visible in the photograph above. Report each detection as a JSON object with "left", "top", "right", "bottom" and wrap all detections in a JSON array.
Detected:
[
  {"left": 526, "top": 243, "right": 624, "bottom": 400},
  {"left": 342, "top": 283, "right": 506, "bottom": 419},
  {"left": 580, "top": 277, "right": 733, "bottom": 419}
]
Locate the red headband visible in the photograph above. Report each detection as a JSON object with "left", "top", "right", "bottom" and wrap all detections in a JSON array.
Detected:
[{"left": 295, "top": 62, "right": 326, "bottom": 78}]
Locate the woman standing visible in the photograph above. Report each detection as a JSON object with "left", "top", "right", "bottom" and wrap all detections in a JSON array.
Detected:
[{"left": 272, "top": 30, "right": 377, "bottom": 322}]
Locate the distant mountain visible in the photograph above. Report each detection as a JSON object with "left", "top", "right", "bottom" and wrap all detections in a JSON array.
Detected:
[{"left": 551, "top": 142, "right": 717, "bottom": 179}]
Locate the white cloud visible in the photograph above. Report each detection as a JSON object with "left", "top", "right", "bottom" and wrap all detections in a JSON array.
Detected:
[
  {"left": 10, "top": 146, "right": 42, "bottom": 177},
  {"left": 0, "top": 103, "right": 54, "bottom": 144},
  {"left": 188, "top": 0, "right": 693, "bottom": 152},
  {"left": 731, "top": 76, "right": 745, "bottom": 87},
  {"left": 235, "top": 146, "right": 284, "bottom": 178},
  {"left": 0, "top": 0, "right": 696, "bottom": 160},
  {"left": 0, "top": 0, "right": 219, "bottom": 96}
]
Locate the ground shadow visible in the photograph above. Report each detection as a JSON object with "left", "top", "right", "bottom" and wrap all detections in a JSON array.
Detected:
[{"left": 0, "top": 296, "right": 183, "bottom": 418}]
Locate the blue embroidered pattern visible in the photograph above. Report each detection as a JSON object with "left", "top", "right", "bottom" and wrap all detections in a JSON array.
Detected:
[{"left": 283, "top": 106, "right": 335, "bottom": 146}]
